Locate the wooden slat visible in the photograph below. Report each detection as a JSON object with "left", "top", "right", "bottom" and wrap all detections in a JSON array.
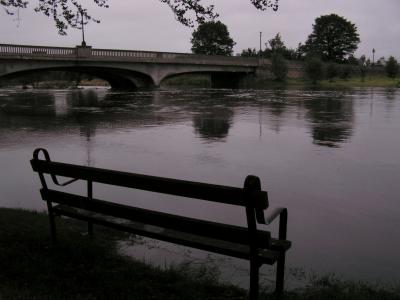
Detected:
[
  {"left": 52, "top": 204, "right": 279, "bottom": 264},
  {"left": 31, "top": 159, "right": 268, "bottom": 208},
  {"left": 42, "top": 189, "right": 271, "bottom": 248},
  {"left": 270, "top": 239, "right": 292, "bottom": 251}
]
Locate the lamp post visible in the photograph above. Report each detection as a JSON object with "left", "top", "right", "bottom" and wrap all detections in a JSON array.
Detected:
[
  {"left": 259, "top": 31, "right": 262, "bottom": 64},
  {"left": 81, "top": 11, "right": 86, "bottom": 47}
]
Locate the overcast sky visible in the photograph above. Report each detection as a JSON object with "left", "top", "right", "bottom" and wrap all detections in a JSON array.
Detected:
[{"left": 1, "top": 0, "right": 399, "bottom": 60}]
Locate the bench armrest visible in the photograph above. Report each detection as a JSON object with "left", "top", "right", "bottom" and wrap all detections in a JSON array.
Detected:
[
  {"left": 264, "top": 207, "right": 288, "bottom": 240},
  {"left": 33, "top": 148, "right": 79, "bottom": 187}
]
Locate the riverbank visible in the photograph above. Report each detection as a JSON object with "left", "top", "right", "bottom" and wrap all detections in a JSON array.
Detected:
[
  {"left": 162, "top": 73, "right": 400, "bottom": 89},
  {"left": 240, "top": 76, "right": 400, "bottom": 90},
  {"left": 0, "top": 208, "right": 399, "bottom": 299}
]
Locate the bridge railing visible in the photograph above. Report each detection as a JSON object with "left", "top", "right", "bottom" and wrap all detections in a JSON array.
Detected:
[
  {"left": 0, "top": 43, "right": 261, "bottom": 66},
  {"left": 0, "top": 44, "right": 76, "bottom": 57},
  {"left": 92, "top": 47, "right": 260, "bottom": 65}
]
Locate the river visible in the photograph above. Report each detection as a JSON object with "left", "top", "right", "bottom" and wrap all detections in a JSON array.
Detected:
[{"left": 0, "top": 87, "right": 399, "bottom": 287}]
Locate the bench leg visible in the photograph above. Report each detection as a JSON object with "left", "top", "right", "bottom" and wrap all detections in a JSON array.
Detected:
[
  {"left": 275, "top": 252, "right": 286, "bottom": 297},
  {"left": 46, "top": 202, "right": 57, "bottom": 243},
  {"left": 249, "top": 259, "right": 259, "bottom": 300}
]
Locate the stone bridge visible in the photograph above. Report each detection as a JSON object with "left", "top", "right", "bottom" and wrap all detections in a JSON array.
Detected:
[{"left": 0, "top": 44, "right": 269, "bottom": 89}]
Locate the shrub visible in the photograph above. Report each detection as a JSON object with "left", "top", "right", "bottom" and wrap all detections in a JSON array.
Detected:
[
  {"left": 339, "top": 65, "right": 352, "bottom": 80},
  {"left": 305, "top": 56, "right": 323, "bottom": 84},
  {"left": 326, "top": 63, "right": 338, "bottom": 81},
  {"left": 385, "top": 56, "right": 399, "bottom": 78},
  {"left": 271, "top": 53, "right": 288, "bottom": 81}
]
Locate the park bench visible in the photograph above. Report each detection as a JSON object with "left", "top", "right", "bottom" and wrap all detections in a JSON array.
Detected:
[{"left": 30, "top": 148, "right": 291, "bottom": 299}]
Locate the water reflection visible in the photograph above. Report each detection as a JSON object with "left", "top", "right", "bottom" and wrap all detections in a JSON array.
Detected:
[
  {"left": 1, "top": 91, "right": 55, "bottom": 116},
  {"left": 193, "top": 108, "right": 233, "bottom": 141},
  {"left": 305, "top": 95, "right": 354, "bottom": 148},
  {"left": 0, "top": 88, "right": 360, "bottom": 149}
]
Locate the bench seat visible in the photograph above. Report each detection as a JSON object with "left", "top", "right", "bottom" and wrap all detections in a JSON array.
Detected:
[{"left": 53, "top": 204, "right": 290, "bottom": 265}]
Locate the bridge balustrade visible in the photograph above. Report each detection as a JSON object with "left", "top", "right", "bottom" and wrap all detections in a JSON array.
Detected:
[
  {"left": 0, "top": 44, "right": 76, "bottom": 57},
  {"left": 0, "top": 43, "right": 261, "bottom": 66}
]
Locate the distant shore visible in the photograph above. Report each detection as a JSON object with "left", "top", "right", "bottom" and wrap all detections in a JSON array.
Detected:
[{"left": 1, "top": 74, "right": 399, "bottom": 90}]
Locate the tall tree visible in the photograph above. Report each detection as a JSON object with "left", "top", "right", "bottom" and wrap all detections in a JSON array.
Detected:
[
  {"left": 266, "top": 33, "right": 286, "bottom": 54},
  {"left": 303, "top": 14, "right": 360, "bottom": 62},
  {"left": 385, "top": 56, "right": 399, "bottom": 78},
  {"left": 2, "top": 0, "right": 279, "bottom": 35},
  {"left": 191, "top": 21, "right": 235, "bottom": 56}
]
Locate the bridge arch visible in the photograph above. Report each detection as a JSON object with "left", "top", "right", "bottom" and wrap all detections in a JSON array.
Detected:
[
  {"left": 0, "top": 65, "right": 155, "bottom": 89},
  {"left": 159, "top": 71, "right": 250, "bottom": 89}
]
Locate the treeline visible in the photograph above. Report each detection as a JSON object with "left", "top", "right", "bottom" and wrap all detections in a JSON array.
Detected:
[{"left": 238, "top": 14, "right": 399, "bottom": 83}]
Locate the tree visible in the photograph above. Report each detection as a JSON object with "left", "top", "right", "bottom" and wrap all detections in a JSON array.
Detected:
[
  {"left": 2, "top": 0, "right": 279, "bottom": 35},
  {"left": 270, "top": 53, "right": 288, "bottom": 81},
  {"left": 266, "top": 33, "right": 286, "bottom": 54},
  {"left": 240, "top": 48, "right": 259, "bottom": 57},
  {"left": 326, "top": 63, "right": 338, "bottom": 82},
  {"left": 339, "top": 64, "right": 352, "bottom": 80},
  {"left": 303, "top": 14, "right": 360, "bottom": 62},
  {"left": 385, "top": 56, "right": 399, "bottom": 78},
  {"left": 305, "top": 56, "right": 323, "bottom": 84},
  {"left": 191, "top": 21, "right": 235, "bottom": 56}
]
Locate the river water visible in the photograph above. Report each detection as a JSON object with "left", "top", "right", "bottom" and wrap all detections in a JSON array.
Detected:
[{"left": 0, "top": 87, "right": 399, "bottom": 287}]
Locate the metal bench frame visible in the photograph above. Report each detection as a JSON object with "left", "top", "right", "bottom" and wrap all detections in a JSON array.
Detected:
[{"left": 30, "top": 148, "right": 291, "bottom": 300}]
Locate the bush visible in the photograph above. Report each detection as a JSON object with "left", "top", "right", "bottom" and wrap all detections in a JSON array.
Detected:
[
  {"left": 271, "top": 53, "right": 288, "bottom": 81},
  {"left": 305, "top": 56, "right": 323, "bottom": 84},
  {"left": 326, "top": 63, "right": 338, "bottom": 81},
  {"left": 385, "top": 56, "right": 399, "bottom": 78},
  {"left": 339, "top": 65, "right": 352, "bottom": 80}
]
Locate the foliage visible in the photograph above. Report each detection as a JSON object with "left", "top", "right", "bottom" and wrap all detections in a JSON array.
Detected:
[
  {"left": 305, "top": 56, "right": 323, "bottom": 84},
  {"left": 191, "top": 21, "right": 235, "bottom": 56},
  {"left": 385, "top": 56, "right": 399, "bottom": 78},
  {"left": 262, "top": 33, "right": 299, "bottom": 60},
  {"left": 326, "top": 63, "right": 338, "bottom": 81},
  {"left": 347, "top": 54, "right": 359, "bottom": 65},
  {"left": 303, "top": 14, "right": 360, "bottom": 62},
  {"left": 339, "top": 65, "right": 352, "bottom": 80},
  {"left": 270, "top": 53, "right": 288, "bottom": 81},
  {"left": 2, "top": 0, "right": 279, "bottom": 35},
  {"left": 240, "top": 48, "right": 259, "bottom": 57},
  {"left": 266, "top": 33, "right": 286, "bottom": 54}
]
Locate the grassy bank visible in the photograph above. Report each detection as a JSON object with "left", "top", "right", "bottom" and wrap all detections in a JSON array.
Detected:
[
  {"left": 0, "top": 208, "right": 399, "bottom": 299},
  {"left": 240, "top": 76, "right": 400, "bottom": 90},
  {"left": 0, "top": 208, "right": 244, "bottom": 300}
]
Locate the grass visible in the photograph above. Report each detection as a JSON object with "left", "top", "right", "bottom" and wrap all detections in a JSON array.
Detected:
[
  {"left": 240, "top": 76, "right": 400, "bottom": 90},
  {"left": 0, "top": 208, "right": 244, "bottom": 300},
  {"left": 317, "top": 76, "right": 400, "bottom": 88},
  {"left": 0, "top": 207, "right": 399, "bottom": 299}
]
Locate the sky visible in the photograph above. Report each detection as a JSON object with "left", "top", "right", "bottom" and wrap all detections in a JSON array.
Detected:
[{"left": 1, "top": 0, "right": 399, "bottom": 60}]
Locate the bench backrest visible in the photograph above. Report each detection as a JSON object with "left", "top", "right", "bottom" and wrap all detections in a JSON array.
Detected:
[{"left": 31, "top": 148, "right": 270, "bottom": 247}]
